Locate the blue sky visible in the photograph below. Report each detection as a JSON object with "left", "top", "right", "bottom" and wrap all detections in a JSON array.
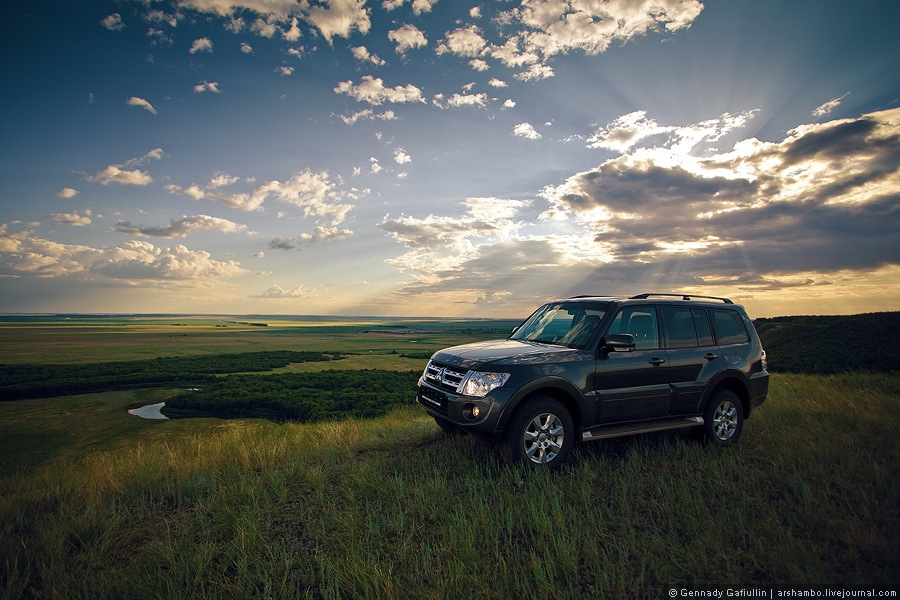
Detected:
[{"left": 1, "top": 0, "right": 898, "bottom": 317}]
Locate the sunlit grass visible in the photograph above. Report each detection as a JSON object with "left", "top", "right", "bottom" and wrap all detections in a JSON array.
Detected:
[{"left": 1, "top": 373, "right": 897, "bottom": 597}]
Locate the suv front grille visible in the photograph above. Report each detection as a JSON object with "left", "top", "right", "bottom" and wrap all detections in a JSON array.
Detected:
[{"left": 423, "top": 360, "right": 469, "bottom": 393}]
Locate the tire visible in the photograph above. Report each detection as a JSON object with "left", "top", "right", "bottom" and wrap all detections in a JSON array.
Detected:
[
  {"left": 501, "top": 396, "right": 574, "bottom": 470},
  {"left": 702, "top": 389, "right": 743, "bottom": 446},
  {"left": 434, "top": 416, "right": 464, "bottom": 436}
]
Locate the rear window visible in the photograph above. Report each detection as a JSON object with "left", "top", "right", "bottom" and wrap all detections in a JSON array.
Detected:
[{"left": 711, "top": 309, "right": 750, "bottom": 345}]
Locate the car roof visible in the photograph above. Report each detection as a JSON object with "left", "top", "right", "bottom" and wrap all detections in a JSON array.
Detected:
[{"left": 560, "top": 293, "right": 737, "bottom": 306}]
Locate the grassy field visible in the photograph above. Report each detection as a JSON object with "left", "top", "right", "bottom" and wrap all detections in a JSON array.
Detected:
[{"left": 1, "top": 373, "right": 897, "bottom": 597}]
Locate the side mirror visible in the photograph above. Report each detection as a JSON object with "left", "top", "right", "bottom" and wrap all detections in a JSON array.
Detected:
[{"left": 603, "top": 333, "right": 635, "bottom": 353}]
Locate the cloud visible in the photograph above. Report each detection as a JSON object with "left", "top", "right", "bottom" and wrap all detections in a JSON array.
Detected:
[
  {"left": 194, "top": 81, "right": 221, "bottom": 93},
  {"left": 189, "top": 37, "right": 214, "bottom": 53},
  {"left": 393, "top": 148, "right": 411, "bottom": 164},
  {"left": 388, "top": 24, "right": 427, "bottom": 55},
  {"left": 351, "top": 46, "right": 385, "bottom": 66},
  {"left": 51, "top": 210, "right": 93, "bottom": 227},
  {"left": 512, "top": 0, "right": 703, "bottom": 58},
  {"left": 380, "top": 197, "right": 528, "bottom": 273},
  {"left": 57, "top": 188, "right": 79, "bottom": 199},
  {"left": 377, "top": 108, "right": 900, "bottom": 310},
  {"left": 268, "top": 225, "right": 354, "bottom": 249},
  {"left": 101, "top": 13, "right": 125, "bottom": 31},
  {"left": 515, "top": 63, "right": 554, "bottom": 81},
  {"left": 167, "top": 169, "right": 358, "bottom": 222},
  {"left": 253, "top": 284, "right": 315, "bottom": 299},
  {"left": 241, "top": 42, "right": 254, "bottom": 53},
  {"left": 436, "top": 25, "right": 486, "bottom": 58},
  {"left": 813, "top": 93, "right": 850, "bottom": 117},
  {"left": 334, "top": 76, "right": 425, "bottom": 106},
  {"left": 434, "top": 91, "right": 488, "bottom": 109},
  {"left": 304, "top": 0, "right": 370, "bottom": 44},
  {"left": 338, "top": 108, "right": 398, "bottom": 125},
  {"left": 79, "top": 149, "right": 163, "bottom": 186},
  {"left": 112, "top": 215, "right": 248, "bottom": 238},
  {"left": 276, "top": 65, "right": 295, "bottom": 76},
  {"left": 251, "top": 16, "right": 279, "bottom": 38},
  {"left": 0, "top": 227, "right": 245, "bottom": 282},
  {"left": 513, "top": 122, "right": 541, "bottom": 140},
  {"left": 126, "top": 96, "right": 157, "bottom": 115},
  {"left": 383, "top": 0, "right": 438, "bottom": 15}
]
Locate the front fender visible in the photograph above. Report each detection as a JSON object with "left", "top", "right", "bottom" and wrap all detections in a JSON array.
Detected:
[{"left": 497, "top": 376, "right": 589, "bottom": 432}]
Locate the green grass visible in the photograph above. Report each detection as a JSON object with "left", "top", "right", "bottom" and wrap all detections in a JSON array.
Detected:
[{"left": 1, "top": 373, "right": 897, "bottom": 597}]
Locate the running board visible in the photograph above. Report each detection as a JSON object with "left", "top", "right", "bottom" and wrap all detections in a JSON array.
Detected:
[{"left": 582, "top": 417, "right": 703, "bottom": 442}]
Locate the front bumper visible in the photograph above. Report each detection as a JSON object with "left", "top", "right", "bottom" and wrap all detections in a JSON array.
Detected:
[{"left": 417, "top": 377, "right": 508, "bottom": 440}]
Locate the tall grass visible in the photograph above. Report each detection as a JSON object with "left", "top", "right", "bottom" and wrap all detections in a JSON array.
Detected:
[{"left": 1, "top": 373, "right": 897, "bottom": 598}]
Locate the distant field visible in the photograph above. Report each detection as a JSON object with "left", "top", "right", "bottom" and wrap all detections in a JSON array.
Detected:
[{"left": 0, "top": 316, "right": 520, "bottom": 365}]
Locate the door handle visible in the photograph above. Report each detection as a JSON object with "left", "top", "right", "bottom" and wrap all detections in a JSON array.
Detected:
[
  {"left": 649, "top": 357, "right": 665, "bottom": 366},
  {"left": 704, "top": 353, "right": 718, "bottom": 361}
]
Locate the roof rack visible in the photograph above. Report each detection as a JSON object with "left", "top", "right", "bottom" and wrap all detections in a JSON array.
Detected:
[{"left": 629, "top": 293, "right": 733, "bottom": 304}]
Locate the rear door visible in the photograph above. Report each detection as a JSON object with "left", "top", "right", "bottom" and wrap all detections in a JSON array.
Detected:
[
  {"left": 594, "top": 305, "right": 670, "bottom": 423},
  {"left": 660, "top": 306, "right": 726, "bottom": 415}
]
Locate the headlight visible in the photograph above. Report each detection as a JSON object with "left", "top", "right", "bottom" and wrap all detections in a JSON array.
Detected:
[{"left": 459, "top": 371, "right": 510, "bottom": 397}]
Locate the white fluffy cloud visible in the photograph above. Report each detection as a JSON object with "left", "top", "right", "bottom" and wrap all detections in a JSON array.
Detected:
[
  {"left": 269, "top": 225, "right": 353, "bottom": 249},
  {"left": 351, "top": 45, "right": 385, "bottom": 66},
  {"left": 304, "top": 0, "right": 370, "bottom": 44},
  {"left": 57, "top": 188, "right": 79, "bottom": 199},
  {"left": 334, "top": 76, "right": 425, "bottom": 106},
  {"left": 388, "top": 24, "right": 427, "bottom": 55},
  {"left": 189, "top": 37, "right": 214, "bottom": 53},
  {"left": 513, "top": 122, "right": 541, "bottom": 140},
  {"left": 51, "top": 210, "right": 93, "bottom": 227},
  {"left": 79, "top": 149, "right": 163, "bottom": 186},
  {"left": 0, "top": 226, "right": 245, "bottom": 282},
  {"left": 436, "top": 25, "right": 486, "bottom": 58}
]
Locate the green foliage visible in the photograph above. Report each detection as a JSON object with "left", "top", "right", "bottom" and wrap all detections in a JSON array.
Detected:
[
  {"left": 0, "top": 351, "right": 339, "bottom": 401},
  {"left": 755, "top": 312, "right": 900, "bottom": 373},
  {"left": 163, "top": 370, "right": 420, "bottom": 421}
]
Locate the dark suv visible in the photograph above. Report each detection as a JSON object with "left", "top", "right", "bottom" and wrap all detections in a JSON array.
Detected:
[{"left": 417, "top": 293, "right": 769, "bottom": 469}]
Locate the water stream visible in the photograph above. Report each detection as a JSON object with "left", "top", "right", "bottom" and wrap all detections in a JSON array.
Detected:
[{"left": 128, "top": 402, "right": 169, "bottom": 420}]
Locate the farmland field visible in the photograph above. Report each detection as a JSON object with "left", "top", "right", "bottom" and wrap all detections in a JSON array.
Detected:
[{"left": 0, "top": 316, "right": 897, "bottom": 597}]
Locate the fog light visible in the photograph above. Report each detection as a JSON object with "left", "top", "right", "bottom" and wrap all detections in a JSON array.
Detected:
[
  {"left": 463, "top": 403, "right": 482, "bottom": 421},
  {"left": 472, "top": 405, "right": 480, "bottom": 418}
]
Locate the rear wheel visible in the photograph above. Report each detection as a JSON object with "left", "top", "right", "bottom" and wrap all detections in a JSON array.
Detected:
[
  {"left": 501, "top": 396, "right": 574, "bottom": 470},
  {"left": 702, "top": 389, "right": 743, "bottom": 446}
]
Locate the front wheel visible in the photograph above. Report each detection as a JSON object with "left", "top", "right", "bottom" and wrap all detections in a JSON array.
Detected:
[
  {"left": 702, "top": 389, "right": 743, "bottom": 446},
  {"left": 501, "top": 396, "right": 574, "bottom": 470}
]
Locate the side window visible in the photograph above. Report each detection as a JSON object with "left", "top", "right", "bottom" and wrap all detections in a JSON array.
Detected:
[
  {"left": 692, "top": 309, "right": 715, "bottom": 347},
  {"left": 608, "top": 306, "right": 659, "bottom": 350},
  {"left": 661, "top": 306, "right": 698, "bottom": 349},
  {"left": 711, "top": 309, "right": 750, "bottom": 345}
]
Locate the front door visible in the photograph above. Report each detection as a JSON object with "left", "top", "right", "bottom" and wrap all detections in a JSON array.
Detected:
[{"left": 594, "top": 305, "right": 670, "bottom": 423}]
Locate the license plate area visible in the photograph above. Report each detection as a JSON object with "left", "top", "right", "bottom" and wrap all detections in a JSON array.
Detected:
[{"left": 419, "top": 387, "right": 448, "bottom": 413}]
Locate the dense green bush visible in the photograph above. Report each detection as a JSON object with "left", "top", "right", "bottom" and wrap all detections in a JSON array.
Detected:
[
  {"left": 755, "top": 312, "right": 900, "bottom": 373},
  {"left": 0, "top": 351, "right": 339, "bottom": 401},
  {"left": 162, "top": 369, "right": 420, "bottom": 421}
]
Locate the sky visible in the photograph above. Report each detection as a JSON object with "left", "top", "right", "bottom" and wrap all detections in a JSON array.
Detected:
[{"left": 1, "top": 0, "right": 898, "bottom": 318}]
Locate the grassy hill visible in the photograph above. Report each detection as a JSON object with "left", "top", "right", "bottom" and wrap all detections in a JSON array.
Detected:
[{"left": 1, "top": 373, "right": 897, "bottom": 596}]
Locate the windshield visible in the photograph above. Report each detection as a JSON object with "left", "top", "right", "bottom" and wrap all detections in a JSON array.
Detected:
[{"left": 510, "top": 302, "right": 608, "bottom": 349}]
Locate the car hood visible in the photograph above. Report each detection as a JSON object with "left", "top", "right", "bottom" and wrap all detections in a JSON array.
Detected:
[{"left": 430, "top": 339, "right": 578, "bottom": 370}]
